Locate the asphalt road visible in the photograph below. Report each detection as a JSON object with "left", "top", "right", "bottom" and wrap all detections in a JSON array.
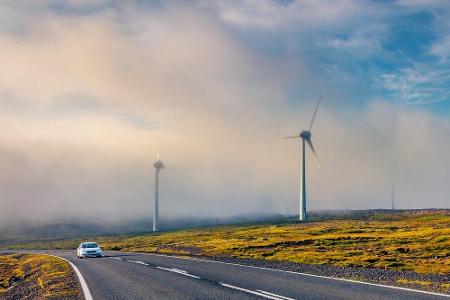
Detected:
[{"left": 10, "top": 250, "right": 450, "bottom": 300}]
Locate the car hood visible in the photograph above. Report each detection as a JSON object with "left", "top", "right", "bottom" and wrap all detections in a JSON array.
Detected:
[{"left": 81, "top": 247, "right": 101, "bottom": 251}]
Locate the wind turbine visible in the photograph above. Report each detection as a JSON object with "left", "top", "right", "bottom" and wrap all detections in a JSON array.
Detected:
[
  {"left": 153, "top": 153, "right": 165, "bottom": 232},
  {"left": 286, "top": 97, "right": 322, "bottom": 221}
]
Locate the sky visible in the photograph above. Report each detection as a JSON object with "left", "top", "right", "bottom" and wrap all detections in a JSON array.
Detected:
[{"left": 0, "top": 0, "right": 450, "bottom": 227}]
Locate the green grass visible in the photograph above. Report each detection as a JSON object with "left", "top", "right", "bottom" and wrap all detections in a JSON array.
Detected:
[
  {"left": 4, "top": 212, "right": 450, "bottom": 276},
  {"left": 0, "top": 253, "right": 80, "bottom": 299}
]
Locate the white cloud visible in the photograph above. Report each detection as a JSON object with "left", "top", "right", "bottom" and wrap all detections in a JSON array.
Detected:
[
  {"left": 322, "top": 24, "right": 388, "bottom": 59},
  {"left": 430, "top": 35, "right": 450, "bottom": 62},
  {"left": 379, "top": 62, "right": 450, "bottom": 104},
  {"left": 395, "top": 0, "right": 450, "bottom": 8},
  {"left": 203, "top": 0, "right": 383, "bottom": 30},
  {"left": 0, "top": 1, "right": 450, "bottom": 228}
]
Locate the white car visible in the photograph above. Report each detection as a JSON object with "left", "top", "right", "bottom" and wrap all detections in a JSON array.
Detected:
[{"left": 77, "top": 242, "right": 103, "bottom": 258}]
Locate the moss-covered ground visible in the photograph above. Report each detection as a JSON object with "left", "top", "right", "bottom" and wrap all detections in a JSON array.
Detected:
[
  {"left": 5, "top": 212, "right": 449, "bottom": 276},
  {"left": 0, "top": 253, "right": 80, "bottom": 299}
]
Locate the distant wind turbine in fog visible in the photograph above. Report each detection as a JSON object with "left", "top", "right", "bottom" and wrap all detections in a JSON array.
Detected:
[
  {"left": 286, "top": 97, "right": 322, "bottom": 221},
  {"left": 153, "top": 153, "right": 165, "bottom": 232}
]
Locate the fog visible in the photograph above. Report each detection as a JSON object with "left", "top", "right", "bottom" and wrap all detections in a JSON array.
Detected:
[{"left": 0, "top": 1, "right": 449, "bottom": 229}]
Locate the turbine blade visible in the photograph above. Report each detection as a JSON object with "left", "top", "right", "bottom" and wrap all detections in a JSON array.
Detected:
[
  {"left": 285, "top": 135, "right": 299, "bottom": 139},
  {"left": 306, "top": 138, "right": 321, "bottom": 170},
  {"left": 308, "top": 96, "right": 322, "bottom": 131}
]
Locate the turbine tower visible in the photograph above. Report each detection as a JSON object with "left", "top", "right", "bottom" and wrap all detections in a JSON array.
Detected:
[
  {"left": 391, "top": 183, "right": 395, "bottom": 212},
  {"left": 286, "top": 97, "right": 322, "bottom": 221},
  {"left": 153, "top": 153, "right": 165, "bottom": 232}
]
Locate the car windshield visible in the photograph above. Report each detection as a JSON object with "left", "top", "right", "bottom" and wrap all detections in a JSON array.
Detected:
[{"left": 82, "top": 243, "right": 98, "bottom": 249}]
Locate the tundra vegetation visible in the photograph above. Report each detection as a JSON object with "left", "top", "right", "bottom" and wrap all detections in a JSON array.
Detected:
[
  {"left": 0, "top": 253, "right": 80, "bottom": 299},
  {"left": 108, "top": 213, "right": 450, "bottom": 273},
  {"left": 3, "top": 212, "right": 449, "bottom": 292}
]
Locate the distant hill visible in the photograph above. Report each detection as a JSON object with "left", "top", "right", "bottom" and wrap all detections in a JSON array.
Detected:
[
  {"left": 0, "top": 213, "right": 285, "bottom": 244},
  {"left": 308, "top": 208, "right": 450, "bottom": 220},
  {"left": 1, "top": 209, "right": 448, "bottom": 245}
]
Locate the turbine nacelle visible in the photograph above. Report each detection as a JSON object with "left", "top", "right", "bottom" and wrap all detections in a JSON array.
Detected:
[
  {"left": 300, "top": 131, "right": 311, "bottom": 140},
  {"left": 153, "top": 160, "right": 165, "bottom": 169},
  {"left": 154, "top": 152, "right": 165, "bottom": 169}
]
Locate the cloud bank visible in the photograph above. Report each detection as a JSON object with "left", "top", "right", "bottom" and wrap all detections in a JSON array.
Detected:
[{"left": 0, "top": 1, "right": 449, "bottom": 228}]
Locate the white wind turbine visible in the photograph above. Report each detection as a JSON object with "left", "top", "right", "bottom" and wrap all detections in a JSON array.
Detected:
[
  {"left": 286, "top": 97, "right": 322, "bottom": 221},
  {"left": 153, "top": 153, "right": 165, "bottom": 232}
]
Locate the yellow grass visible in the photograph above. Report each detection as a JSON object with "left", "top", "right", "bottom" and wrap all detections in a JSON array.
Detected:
[
  {"left": 0, "top": 253, "right": 80, "bottom": 299},
  {"left": 94, "top": 214, "right": 450, "bottom": 275},
  {"left": 4, "top": 213, "right": 450, "bottom": 276}
]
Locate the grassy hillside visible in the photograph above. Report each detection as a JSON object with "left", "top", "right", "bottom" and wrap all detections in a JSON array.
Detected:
[
  {"left": 4, "top": 212, "right": 450, "bottom": 275},
  {"left": 0, "top": 253, "right": 80, "bottom": 299},
  {"left": 109, "top": 212, "right": 450, "bottom": 275}
]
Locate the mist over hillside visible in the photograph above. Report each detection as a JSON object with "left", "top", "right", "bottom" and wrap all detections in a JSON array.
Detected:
[
  {"left": 2, "top": 209, "right": 448, "bottom": 246},
  {"left": 0, "top": 213, "right": 284, "bottom": 244}
]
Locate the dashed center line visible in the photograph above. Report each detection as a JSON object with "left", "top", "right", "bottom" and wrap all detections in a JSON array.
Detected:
[
  {"left": 128, "top": 260, "right": 149, "bottom": 266},
  {"left": 257, "top": 289, "right": 296, "bottom": 300},
  {"left": 170, "top": 268, "right": 188, "bottom": 273},
  {"left": 220, "top": 283, "right": 295, "bottom": 300},
  {"left": 156, "top": 266, "right": 201, "bottom": 279},
  {"left": 109, "top": 257, "right": 296, "bottom": 299}
]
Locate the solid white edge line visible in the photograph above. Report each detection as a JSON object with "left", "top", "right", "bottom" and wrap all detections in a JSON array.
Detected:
[
  {"left": 257, "top": 289, "right": 296, "bottom": 300},
  {"left": 219, "top": 283, "right": 286, "bottom": 300},
  {"left": 130, "top": 252, "right": 450, "bottom": 298},
  {"left": 44, "top": 254, "right": 93, "bottom": 300}
]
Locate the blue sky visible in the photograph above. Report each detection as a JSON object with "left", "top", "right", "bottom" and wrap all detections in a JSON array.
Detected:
[
  {"left": 218, "top": 0, "right": 450, "bottom": 110},
  {"left": 0, "top": 0, "right": 449, "bottom": 226},
  {"left": 3, "top": 0, "right": 450, "bottom": 109}
]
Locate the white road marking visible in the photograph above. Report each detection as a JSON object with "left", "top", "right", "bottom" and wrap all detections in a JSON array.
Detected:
[
  {"left": 128, "top": 260, "right": 149, "bottom": 266},
  {"left": 156, "top": 266, "right": 201, "bottom": 279},
  {"left": 257, "top": 289, "right": 296, "bottom": 300},
  {"left": 109, "top": 257, "right": 123, "bottom": 261},
  {"left": 18, "top": 251, "right": 450, "bottom": 299},
  {"left": 44, "top": 254, "right": 93, "bottom": 300},
  {"left": 135, "top": 252, "right": 450, "bottom": 298},
  {"left": 219, "top": 283, "right": 293, "bottom": 300},
  {"left": 170, "top": 268, "right": 188, "bottom": 273}
]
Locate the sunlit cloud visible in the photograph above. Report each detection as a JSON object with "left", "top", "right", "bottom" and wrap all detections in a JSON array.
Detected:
[{"left": 0, "top": 0, "right": 449, "bottom": 228}]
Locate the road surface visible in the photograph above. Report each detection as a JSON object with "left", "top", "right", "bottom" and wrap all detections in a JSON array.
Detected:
[{"left": 8, "top": 250, "right": 450, "bottom": 300}]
